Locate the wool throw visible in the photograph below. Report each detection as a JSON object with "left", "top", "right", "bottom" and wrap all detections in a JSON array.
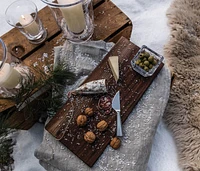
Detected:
[{"left": 163, "top": 0, "right": 200, "bottom": 170}]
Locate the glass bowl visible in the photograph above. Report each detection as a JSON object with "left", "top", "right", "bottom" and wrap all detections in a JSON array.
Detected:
[{"left": 131, "top": 45, "right": 164, "bottom": 77}]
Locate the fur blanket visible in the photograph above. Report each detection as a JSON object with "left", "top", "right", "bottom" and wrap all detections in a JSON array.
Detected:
[{"left": 163, "top": 0, "right": 200, "bottom": 170}]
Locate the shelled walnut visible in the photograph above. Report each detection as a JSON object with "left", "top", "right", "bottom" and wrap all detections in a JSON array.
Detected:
[
  {"left": 84, "top": 131, "right": 96, "bottom": 143},
  {"left": 85, "top": 107, "right": 94, "bottom": 116},
  {"left": 110, "top": 137, "right": 121, "bottom": 149},
  {"left": 97, "top": 120, "right": 108, "bottom": 131},
  {"left": 76, "top": 115, "right": 87, "bottom": 127}
]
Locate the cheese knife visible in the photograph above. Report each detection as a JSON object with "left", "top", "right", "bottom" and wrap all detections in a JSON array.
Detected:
[{"left": 112, "top": 91, "right": 123, "bottom": 137}]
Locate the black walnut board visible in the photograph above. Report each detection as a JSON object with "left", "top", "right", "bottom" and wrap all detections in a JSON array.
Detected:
[{"left": 45, "top": 36, "right": 164, "bottom": 167}]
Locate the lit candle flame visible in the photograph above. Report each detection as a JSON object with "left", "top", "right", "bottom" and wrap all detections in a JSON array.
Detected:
[{"left": 21, "top": 15, "right": 25, "bottom": 20}]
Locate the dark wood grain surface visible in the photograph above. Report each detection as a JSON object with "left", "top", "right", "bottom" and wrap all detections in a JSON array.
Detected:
[{"left": 45, "top": 37, "right": 164, "bottom": 167}]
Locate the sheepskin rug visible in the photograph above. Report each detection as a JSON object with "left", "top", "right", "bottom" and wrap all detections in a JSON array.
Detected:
[{"left": 163, "top": 0, "right": 200, "bottom": 170}]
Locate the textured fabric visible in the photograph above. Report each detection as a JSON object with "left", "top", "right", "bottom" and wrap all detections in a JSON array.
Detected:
[
  {"left": 163, "top": 0, "right": 200, "bottom": 170},
  {"left": 35, "top": 40, "right": 171, "bottom": 171}
]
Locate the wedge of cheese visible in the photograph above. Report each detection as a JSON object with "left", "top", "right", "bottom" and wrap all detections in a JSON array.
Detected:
[{"left": 108, "top": 56, "right": 119, "bottom": 82}]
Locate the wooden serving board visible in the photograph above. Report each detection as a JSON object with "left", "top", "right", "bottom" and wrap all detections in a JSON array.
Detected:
[{"left": 45, "top": 36, "right": 164, "bottom": 167}]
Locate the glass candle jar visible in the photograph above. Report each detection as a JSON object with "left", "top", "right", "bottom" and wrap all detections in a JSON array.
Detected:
[
  {"left": 41, "top": 0, "right": 94, "bottom": 43},
  {"left": 5, "top": 0, "right": 47, "bottom": 44},
  {"left": 0, "top": 39, "right": 21, "bottom": 89}
]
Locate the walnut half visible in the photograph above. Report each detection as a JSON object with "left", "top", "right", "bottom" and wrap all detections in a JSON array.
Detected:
[
  {"left": 110, "top": 137, "right": 121, "bottom": 149},
  {"left": 76, "top": 115, "right": 87, "bottom": 127},
  {"left": 84, "top": 131, "right": 96, "bottom": 143},
  {"left": 97, "top": 120, "right": 108, "bottom": 131},
  {"left": 85, "top": 107, "right": 94, "bottom": 116}
]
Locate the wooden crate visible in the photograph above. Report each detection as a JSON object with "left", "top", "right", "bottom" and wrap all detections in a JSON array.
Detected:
[{"left": 0, "top": 0, "right": 132, "bottom": 130}]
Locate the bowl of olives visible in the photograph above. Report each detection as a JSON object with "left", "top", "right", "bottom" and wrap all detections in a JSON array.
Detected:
[{"left": 131, "top": 45, "right": 164, "bottom": 77}]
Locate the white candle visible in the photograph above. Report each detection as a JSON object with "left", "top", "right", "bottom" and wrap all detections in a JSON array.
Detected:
[
  {"left": 58, "top": 0, "right": 86, "bottom": 34},
  {"left": 19, "top": 14, "right": 40, "bottom": 36},
  {"left": 0, "top": 62, "right": 21, "bottom": 89}
]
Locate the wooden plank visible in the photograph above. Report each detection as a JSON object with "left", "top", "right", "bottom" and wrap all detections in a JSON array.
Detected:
[
  {"left": 0, "top": 99, "right": 15, "bottom": 113},
  {"left": 93, "top": 0, "right": 105, "bottom": 7},
  {"left": 45, "top": 37, "right": 164, "bottom": 167},
  {"left": 4, "top": 91, "right": 51, "bottom": 129},
  {"left": 107, "top": 25, "right": 132, "bottom": 43},
  {"left": 92, "top": 0, "right": 132, "bottom": 42},
  {"left": 23, "top": 37, "right": 59, "bottom": 79}
]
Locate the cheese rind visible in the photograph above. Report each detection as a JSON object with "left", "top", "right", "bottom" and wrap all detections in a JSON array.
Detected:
[{"left": 108, "top": 56, "right": 119, "bottom": 82}]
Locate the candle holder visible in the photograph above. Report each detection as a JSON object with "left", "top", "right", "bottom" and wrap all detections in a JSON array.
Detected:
[
  {"left": 41, "top": 0, "right": 94, "bottom": 43},
  {"left": 0, "top": 39, "right": 31, "bottom": 97},
  {"left": 5, "top": 0, "right": 47, "bottom": 44}
]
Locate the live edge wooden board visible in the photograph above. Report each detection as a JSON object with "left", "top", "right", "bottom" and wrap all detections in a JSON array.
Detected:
[
  {"left": 0, "top": 0, "right": 132, "bottom": 130},
  {"left": 46, "top": 36, "right": 164, "bottom": 167}
]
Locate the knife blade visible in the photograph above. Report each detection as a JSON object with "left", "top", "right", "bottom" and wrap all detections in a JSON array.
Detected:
[{"left": 112, "top": 91, "right": 123, "bottom": 137}]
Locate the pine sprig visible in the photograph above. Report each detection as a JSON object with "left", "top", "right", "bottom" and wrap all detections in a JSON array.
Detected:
[
  {"left": 0, "top": 133, "right": 14, "bottom": 171},
  {"left": 0, "top": 126, "right": 14, "bottom": 171},
  {"left": 42, "top": 64, "right": 75, "bottom": 116},
  {"left": 11, "top": 62, "right": 75, "bottom": 113}
]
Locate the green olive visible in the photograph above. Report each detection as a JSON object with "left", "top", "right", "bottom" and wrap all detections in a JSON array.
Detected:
[
  {"left": 135, "top": 59, "right": 141, "bottom": 65},
  {"left": 139, "top": 54, "right": 144, "bottom": 59},
  {"left": 139, "top": 63, "right": 144, "bottom": 68},
  {"left": 144, "top": 61, "right": 149, "bottom": 66},
  {"left": 144, "top": 66, "right": 149, "bottom": 71},
  {"left": 142, "top": 57, "right": 147, "bottom": 62},
  {"left": 152, "top": 59, "right": 158, "bottom": 65},
  {"left": 149, "top": 64, "right": 153, "bottom": 69},
  {"left": 148, "top": 56, "right": 154, "bottom": 63},
  {"left": 143, "top": 51, "right": 150, "bottom": 58}
]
